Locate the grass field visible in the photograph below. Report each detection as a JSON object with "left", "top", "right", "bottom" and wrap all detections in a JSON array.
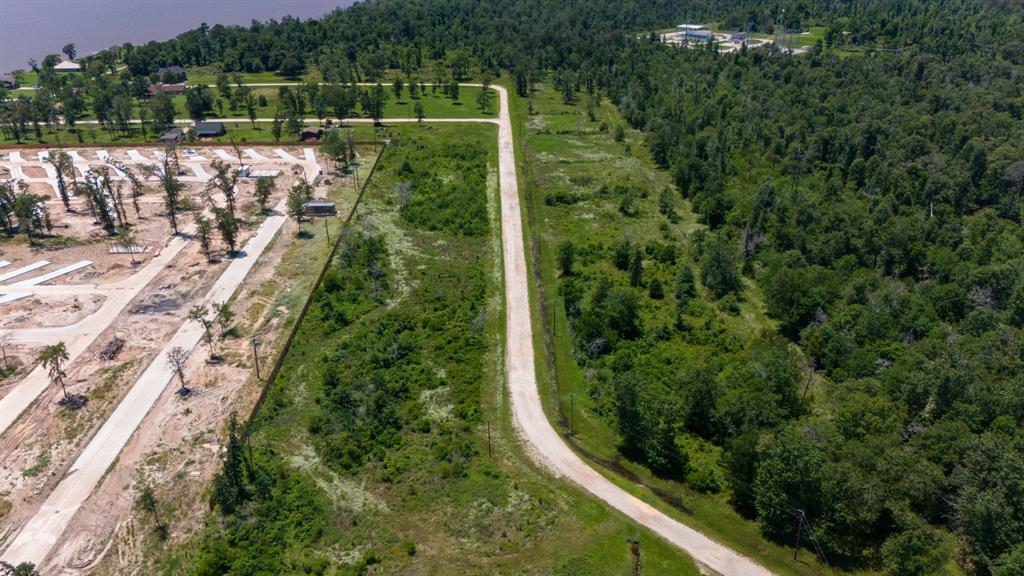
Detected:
[
  {"left": 2, "top": 84, "right": 493, "bottom": 146},
  {"left": 509, "top": 83, "right": 869, "bottom": 576},
  {"left": 152, "top": 123, "right": 700, "bottom": 575}
]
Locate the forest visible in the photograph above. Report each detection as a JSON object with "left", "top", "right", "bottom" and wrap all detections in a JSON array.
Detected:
[{"left": 6, "top": 0, "right": 1022, "bottom": 575}]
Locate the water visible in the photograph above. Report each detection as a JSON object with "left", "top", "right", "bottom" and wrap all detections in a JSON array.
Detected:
[{"left": 1, "top": 0, "right": 353, "bottom": 74}]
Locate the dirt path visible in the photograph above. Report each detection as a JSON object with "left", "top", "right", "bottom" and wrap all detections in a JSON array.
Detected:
[{"left": 485, "top": 84, "right": 774, "bottom": 576}]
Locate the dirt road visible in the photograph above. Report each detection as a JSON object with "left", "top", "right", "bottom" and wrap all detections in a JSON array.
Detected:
[
  {"left": 1, "top": 87, "right": 773, "bottom": 574},
  {"left": 487, "top": 84, "right": 774, "bottom": 576}
]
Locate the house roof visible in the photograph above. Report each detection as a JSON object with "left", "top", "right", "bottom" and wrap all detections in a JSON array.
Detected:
[
  {"left": 195, "top": 121, "right": 225, "bottom": 136},
  {"left": 159, "top": 127, "right": 184, "bottom": 140},
  {"left": 147, "top": 82, "right": 186, "bottom": 95},
  {"left": 677, "top": 24, "right": 708, "bottom": 30},
  {"left": 158, "top": 65, "right": 186, "bottom": 76},
  {"left": 54, "top": 60, "right": 81, "bottom": 71}
]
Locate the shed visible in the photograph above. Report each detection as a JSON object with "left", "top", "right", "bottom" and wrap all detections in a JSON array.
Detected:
[
  {"left": 159, "top": 127, "right": 184, "bottom": 143},
  {"left": 303, "top": 202, "right": 337, "bottom": 217},
  {"left": 54, "top": 60, "right": 82, "bottom": 73},
  {"left": 300, "top": 127, "right": 324, "bottom": 142},
  {"left": 195, "top": 121, "right": 225, "bottom": 138},
  {"left": 147, "top": 82, "right": 186, "bottom": 96}
]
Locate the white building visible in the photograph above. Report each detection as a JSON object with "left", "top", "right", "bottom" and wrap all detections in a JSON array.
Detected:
[{"left": 54, "top": 60, "right": 82, "bottom": 73}]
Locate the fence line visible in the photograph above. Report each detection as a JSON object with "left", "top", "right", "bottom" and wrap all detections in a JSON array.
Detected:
[{"left": 243, "top": 143, "right": 388, "bottom": 432}]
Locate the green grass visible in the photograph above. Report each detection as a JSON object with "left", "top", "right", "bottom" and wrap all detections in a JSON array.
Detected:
[
  {"left": 154, "top": 123, "right": 700, "bottom": 575},
  {"left": 510, "top": 83, "right": 867, "bottom": 576},
  {"left": 0, "top": 122, "right": 388, "bottom": 146},
  {"left": 2, "top": 84, "right": 492, "bottom": 146}
]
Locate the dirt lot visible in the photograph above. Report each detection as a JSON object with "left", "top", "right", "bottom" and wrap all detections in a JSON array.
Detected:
[{"left": 0, "top": 144, "right": 375, "bottom": 572}]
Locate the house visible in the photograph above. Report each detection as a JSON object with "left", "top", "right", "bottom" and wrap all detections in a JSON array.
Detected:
[
  {"left": 195, "top": 121, "right": 225, "bottom": 138},
  {"left": 54, "top": 60, "right": 82, "bottom": 73},
  {"left": 157, "top": 65, "right": 188, "bottom": 83},
  {"left": 684, "top": 29, "right": 716, "bottom": 42},
  {"left": 300, "top": 127, "right": 324, "bottom": 142},
  {"left": 1, "top": 73, "right": 18, "bottom": 89},
  {"left": 159, "top": 127, "right": 184, "bottom": 143},
  {"left": 147, "top": 82, "right": 187, "bottom": 96},
  {"left": 303, "top": 202, "right": 337, "bottom": 217}
]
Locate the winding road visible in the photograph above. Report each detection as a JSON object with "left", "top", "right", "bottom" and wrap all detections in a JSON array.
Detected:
[{"left": 1, "top": 85, "right": 774, "bottom": 575}]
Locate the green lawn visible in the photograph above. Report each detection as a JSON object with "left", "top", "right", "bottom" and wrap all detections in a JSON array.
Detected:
[{"left": 510, "top": 83, "right": 866, "bottom": 576}]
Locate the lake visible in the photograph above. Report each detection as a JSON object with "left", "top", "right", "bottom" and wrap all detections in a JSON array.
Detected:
[{"left": 1, "top": 0, "right": 354, "bottom": 74}]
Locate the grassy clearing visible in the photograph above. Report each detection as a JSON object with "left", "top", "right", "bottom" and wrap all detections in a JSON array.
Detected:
[
  {"left": 1, "top": 85, "right": 491, "bottom": 146},
  {"left": 158, "top": 123, "right": 699, "bottom": 575},
  {"left": 511, "top": 83, "right": 862, "bottom": 576}
]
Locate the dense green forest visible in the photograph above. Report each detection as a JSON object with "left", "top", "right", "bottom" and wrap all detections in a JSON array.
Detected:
[{"left": 7, "top": 0, "right": 1022, "bottom": 574}]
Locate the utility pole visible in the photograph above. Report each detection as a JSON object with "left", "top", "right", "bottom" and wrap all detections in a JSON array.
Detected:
[
  {"left": 569, "top": 393, "right": 574, "bottom": 436},
  {"left": 251, "top": 335, "right": 261, "bottom": 380},
  {"left": 793, "top": 509, "right": 806, "bottom": 561}
]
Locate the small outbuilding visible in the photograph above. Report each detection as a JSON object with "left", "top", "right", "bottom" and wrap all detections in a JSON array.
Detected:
[
  {"left": 159, "top": 127, "right": 184, "bottom": 143},
  {"left": 300, "top": 127, "right": 324, "bottom": 142},
  {"left": 195, "top": 121, "right": 225, "bottom": 138},
  {"left": 54, "top": 60, "right": 82, "bottom": 73},
  {"left": 0, "top": 73, "right": 18, "bottom": 89},
  {"left": 303, "top": 201, "right": 337, "bottom": 217},
  {"left": 148, "top": 82, "right": 186, "bottom": 96},
  {"left": 157, "top": 65, "right": 188, "bottom": 83}
]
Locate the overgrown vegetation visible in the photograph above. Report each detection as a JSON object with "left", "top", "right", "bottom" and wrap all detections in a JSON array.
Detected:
[{"left": 176, "top": 125, "right": 697, "bottom": 575}]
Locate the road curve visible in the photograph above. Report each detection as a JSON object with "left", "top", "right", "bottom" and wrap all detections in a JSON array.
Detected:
[
  {"left": 0, "top": 85, "right": 775, "bottom": 574},
  {"left": 488, "top": 84, "right": 775, "bottom": 576}
]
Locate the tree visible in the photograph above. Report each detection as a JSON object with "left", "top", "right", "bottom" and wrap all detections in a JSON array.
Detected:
[
  {"left": 213, "top": 207, "right": 239, "bottom": 254},
  {"left": 158, "top": 152, "right": 183, "bottom": 234},
  {"left": 0, "top": 332, "right": 12, "bottom": 371},
  {"left": 46, "top": 151, "right": 72, "bottom": 211},
  {"left": 321, "top": 129, "right": 351, "bottom": 172},
  {"left": 62, "top": 44, "right": 76, "bottom": 61},
  {"left": 286, "top": 184, "right": 306, "bottom": 225},
  {"left": 254, "top": 176, "right": 275, "bottom": 213},
  {"left": 166, "top": 346, "right": 190, "bottom": 395},
  {"left": 189, "top": 305, "right": 216, "bottom": 356},
  {"left": 449, "top": 80, "right": 460, "bottom": 103},
  {"left": 185, "top": 85, "right": 214, "bottom": 122},
  {"left": 392, "top": 78, "right": 404, "bottom": 102},
  {"left": 136, "top": 484, "right": 166, "bottom": 538},
  {"left": 557, "top": 240, "right": 575, "bottom": 276},
  {"left": 38, "top": 341, "right": 76, "bottom": 407},
  {"left": 117, "top": 225, "right": 137, "bottom": 264},
  {"left": 475, "top": 88, "right": 491, "bottom": 113},
  {"left": 700, "top": 232, "right": 742, "bottom": 298},
  {"left": 193, "top": 211, "right": 214, "bottom": 262},
  {"left": 207, "top": 159, "right": 239, "bottom": 219},
  {"left": 215, "top": 301, "right": 235, "bottom": 336},
  {"left": 279, "top": 55, "right": 303, "bottom": 79},
  {"left": 414, "top": 101, "right": 425, "bottom": 123},
  {"left": 271, "top": 108, "right": 283, "bottom": 143}
]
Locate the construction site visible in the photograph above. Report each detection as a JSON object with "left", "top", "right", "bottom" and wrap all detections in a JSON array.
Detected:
[{"left": 0, "top": 143, "right": 372, "bottom": 573}]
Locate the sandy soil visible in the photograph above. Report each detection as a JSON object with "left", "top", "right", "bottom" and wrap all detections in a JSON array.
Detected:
[
  {"left": 0, "top": 294, "right": 106, "bottom": 329},
  {"left": 0, "top": 145, "right": 329, "bottom": 568}
]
